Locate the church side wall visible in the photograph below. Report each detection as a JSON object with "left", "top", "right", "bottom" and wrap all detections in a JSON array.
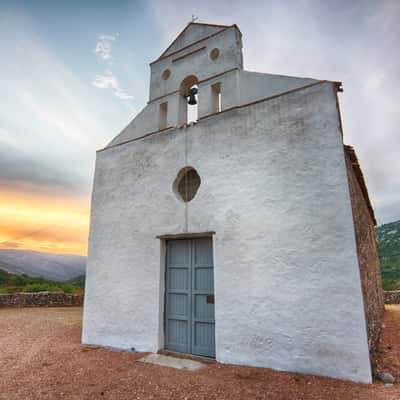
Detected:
[
  {"left": 344, "top": 150, "right": 384, "bottom": 354},
  {"left": 82, "top": 81, "right": 372, "bottom": 383}
]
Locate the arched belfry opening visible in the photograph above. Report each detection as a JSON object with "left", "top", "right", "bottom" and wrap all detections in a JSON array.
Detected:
[{"left": 179, "top": 75, "right": 199, "bottom": 125}]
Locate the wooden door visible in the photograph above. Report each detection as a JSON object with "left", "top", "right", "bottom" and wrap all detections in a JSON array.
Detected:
[{"left": 165, "top": 238, "right": 215, "bottom": 357}]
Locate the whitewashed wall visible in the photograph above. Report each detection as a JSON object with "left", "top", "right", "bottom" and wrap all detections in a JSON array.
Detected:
[{"left": 83, "top": 81, "right": 371, "bottom": 383}]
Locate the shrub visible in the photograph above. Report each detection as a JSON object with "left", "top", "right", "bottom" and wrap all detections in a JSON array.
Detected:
[
  {"left": 22, "top": 283, "right": 63, "bottom": 293},
  {"left": 59, "top": 284, "right": 75, "bottom": 294}
]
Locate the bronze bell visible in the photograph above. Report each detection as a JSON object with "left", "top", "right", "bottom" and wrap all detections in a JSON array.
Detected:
[{"left": 187, "top": 87, "right": 198, "bottom": 105}]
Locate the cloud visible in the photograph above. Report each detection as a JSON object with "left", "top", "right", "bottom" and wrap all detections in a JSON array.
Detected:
[
  {"left": 92, "top": 69, "right": 134, "bottom": 100},
  {"left": 0, "top": 8, "right": 135, "bottom": 255},
  {"left": 114, "top": 89, "right": 133, "bottom": 100},
  {"left": 148, "top": 0, "right": 400, "bottom": 224},
  {"left": 0, "top": 188, "right": 90, "bottom": 255},
  {"left": 95, "top": 41, "right": 113, "bottom": 60},
  {"left": 92, "top": 33, "right": 134, "bottom": 102},
  {"left": 0, "top": 140, "right": 87, "bottom": 195},
  {"left": 98, "top": 33, "right": 119, "bottom": 41},
  {"left": 94, "top": 33, "right": 119, "bottom": 60},
  {"left": 0, "top": 127, "right": 19, "bottom": 149},
  {"left": 93, "top": 69, "right": 119, "bottom": 89},
  {"left": 0, "top": 10, "right": 132, "bottom": 204},
  {"left": 0, "top": 241, "right": 22, "bottom": 248}
]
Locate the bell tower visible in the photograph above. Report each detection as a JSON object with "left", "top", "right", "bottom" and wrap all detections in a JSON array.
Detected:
[{"left": 148, "top": 22, "right": 243, "bottom": 127}]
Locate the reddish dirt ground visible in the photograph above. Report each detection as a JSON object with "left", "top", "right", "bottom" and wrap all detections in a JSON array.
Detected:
[{"left": 0, "top": 306, "right": 399, "bottom": 400}]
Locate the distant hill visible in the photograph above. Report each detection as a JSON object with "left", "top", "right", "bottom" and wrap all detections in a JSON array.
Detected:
[
  {"left": 376, "top": 220, "right": 400, "bottom": 290},
  {"left": 0, "top": 268, "right": 85, "bottom": 294},
  {"left": 0, "top": 249, "right": 86, "bottom": 281},
  {"left": 0, "top": 222, "right": 398, "bottom": 290}
]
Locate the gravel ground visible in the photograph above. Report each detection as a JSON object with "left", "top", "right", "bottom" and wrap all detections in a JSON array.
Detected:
[{"left": 0, "top": 306, "right": 399, "bottom": 400}]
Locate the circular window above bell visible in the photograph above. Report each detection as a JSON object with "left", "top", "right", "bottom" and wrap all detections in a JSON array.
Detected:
[
  {"left": 173, "top": 167, "right": 201, "bottom": 202},
  {"left": 161, "top": 68, "right": 171, "bottom": 80},
  {"left": 210, "top": 48, "right": 220, "bottom": 61}
]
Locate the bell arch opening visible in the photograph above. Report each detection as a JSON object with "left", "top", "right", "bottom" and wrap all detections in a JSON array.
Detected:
[{"left": 179, "top": 75, "right": 199, "bottom": 125}]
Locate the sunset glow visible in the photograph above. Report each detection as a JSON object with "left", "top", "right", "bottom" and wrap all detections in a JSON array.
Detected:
[
  {"left": 0, "top": 1, "right": 398, "bottom": 260},
  {"left": 0, "top": 188, "right": 90, "bottom": 255}
]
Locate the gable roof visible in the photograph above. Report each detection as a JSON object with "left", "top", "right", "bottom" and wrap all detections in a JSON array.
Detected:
[{"left": 155, "top": 22, "right": 240, "bottom": 62}]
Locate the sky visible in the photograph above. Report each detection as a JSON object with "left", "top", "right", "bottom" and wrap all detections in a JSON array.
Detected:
[{"left": 0, "top": 0, "right": 399, "bottom": 255}]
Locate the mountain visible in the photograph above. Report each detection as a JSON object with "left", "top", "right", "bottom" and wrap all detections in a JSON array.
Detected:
[
  {"left": 376, "top": 220, "right": 400, "bottom": 258},
  {"left": 376, "top": 220, "right": 400, "bottom": 290},
  {"left": 0, "top": 267, "right": 85, "bottom": 294},
  {"left": 0, "top": 249, "right": 86, "bottom": 281}
]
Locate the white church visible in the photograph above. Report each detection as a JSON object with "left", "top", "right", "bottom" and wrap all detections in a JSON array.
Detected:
[{"left": 83, "top": 22, "right": 383, "bottom": 384}]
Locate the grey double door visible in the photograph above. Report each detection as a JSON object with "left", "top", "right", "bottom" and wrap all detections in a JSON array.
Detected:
[{"left": 165, "top": 238, "right": 215, "bottom": 358}]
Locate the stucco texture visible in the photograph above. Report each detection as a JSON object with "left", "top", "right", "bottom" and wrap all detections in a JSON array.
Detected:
[{"left": 83, "top": 81, "right": 371, "bottom": 383}]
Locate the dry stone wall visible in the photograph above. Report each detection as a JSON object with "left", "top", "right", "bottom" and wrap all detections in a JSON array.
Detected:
[
  {"left": 384, "top": 291, "right": 400, "bottom": 304},
  {"left": 344, "top": 146, "right": 384, "bottom": 354},
  {"left": 0, "top": 292, "right": 83, "bottom": 307}
]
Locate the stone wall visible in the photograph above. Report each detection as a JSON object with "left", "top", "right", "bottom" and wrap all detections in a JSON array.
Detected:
[
  {"left": 384, "top": 291, "right": 400, "bottom": 304},
  {"left": 345, "top": 146, "right": 384, "bottom": 353},
  {"left": 0, "top": 292, "right": 83, "bottom": 308}
]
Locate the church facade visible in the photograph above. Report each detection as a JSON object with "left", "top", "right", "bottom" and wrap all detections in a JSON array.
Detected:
[{"left": 82, "top": 22, "right": 383, "bottom": 383}]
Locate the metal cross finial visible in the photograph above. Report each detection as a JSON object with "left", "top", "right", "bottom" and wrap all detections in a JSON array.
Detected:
[{"left": 191, "top": 14, "right": 198, "bottom": 23}]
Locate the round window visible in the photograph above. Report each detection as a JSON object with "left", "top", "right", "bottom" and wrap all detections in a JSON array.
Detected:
[
  {"left": 173, "top": 167, "right": 201, "bottom": 202},
  {"left": 210, "top": 48, "right": 220, "bottom": 61},
  {"left": 161, "top": 69, "right": 171, "bottom": 80}
]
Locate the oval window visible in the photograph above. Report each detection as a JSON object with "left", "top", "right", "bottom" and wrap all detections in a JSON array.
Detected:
[
  {"left": 210, "top": 48, "right": 220, "bottom": 61},
  {"left": 173, "top": 167, "right": 201, "bottom": 202},
  {"left": 162, "top": 69, "right": 171, "bottom": 80}
]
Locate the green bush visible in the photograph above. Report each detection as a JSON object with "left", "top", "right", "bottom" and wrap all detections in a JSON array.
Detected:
[
  {"left": 22, "top": 283, "right": 63, "bottom": 293},
  {"left": 59, "top": 284, "right": 75, "bottom": 294},
  {"left": 382, "top": 277, "right": 400, "bottom": 291},
  {"left": 66, "top": 275, "right": 85, "bottom": 288},
  {"left": 13, "top": 275, "right": 28, "bottom": 286}
]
